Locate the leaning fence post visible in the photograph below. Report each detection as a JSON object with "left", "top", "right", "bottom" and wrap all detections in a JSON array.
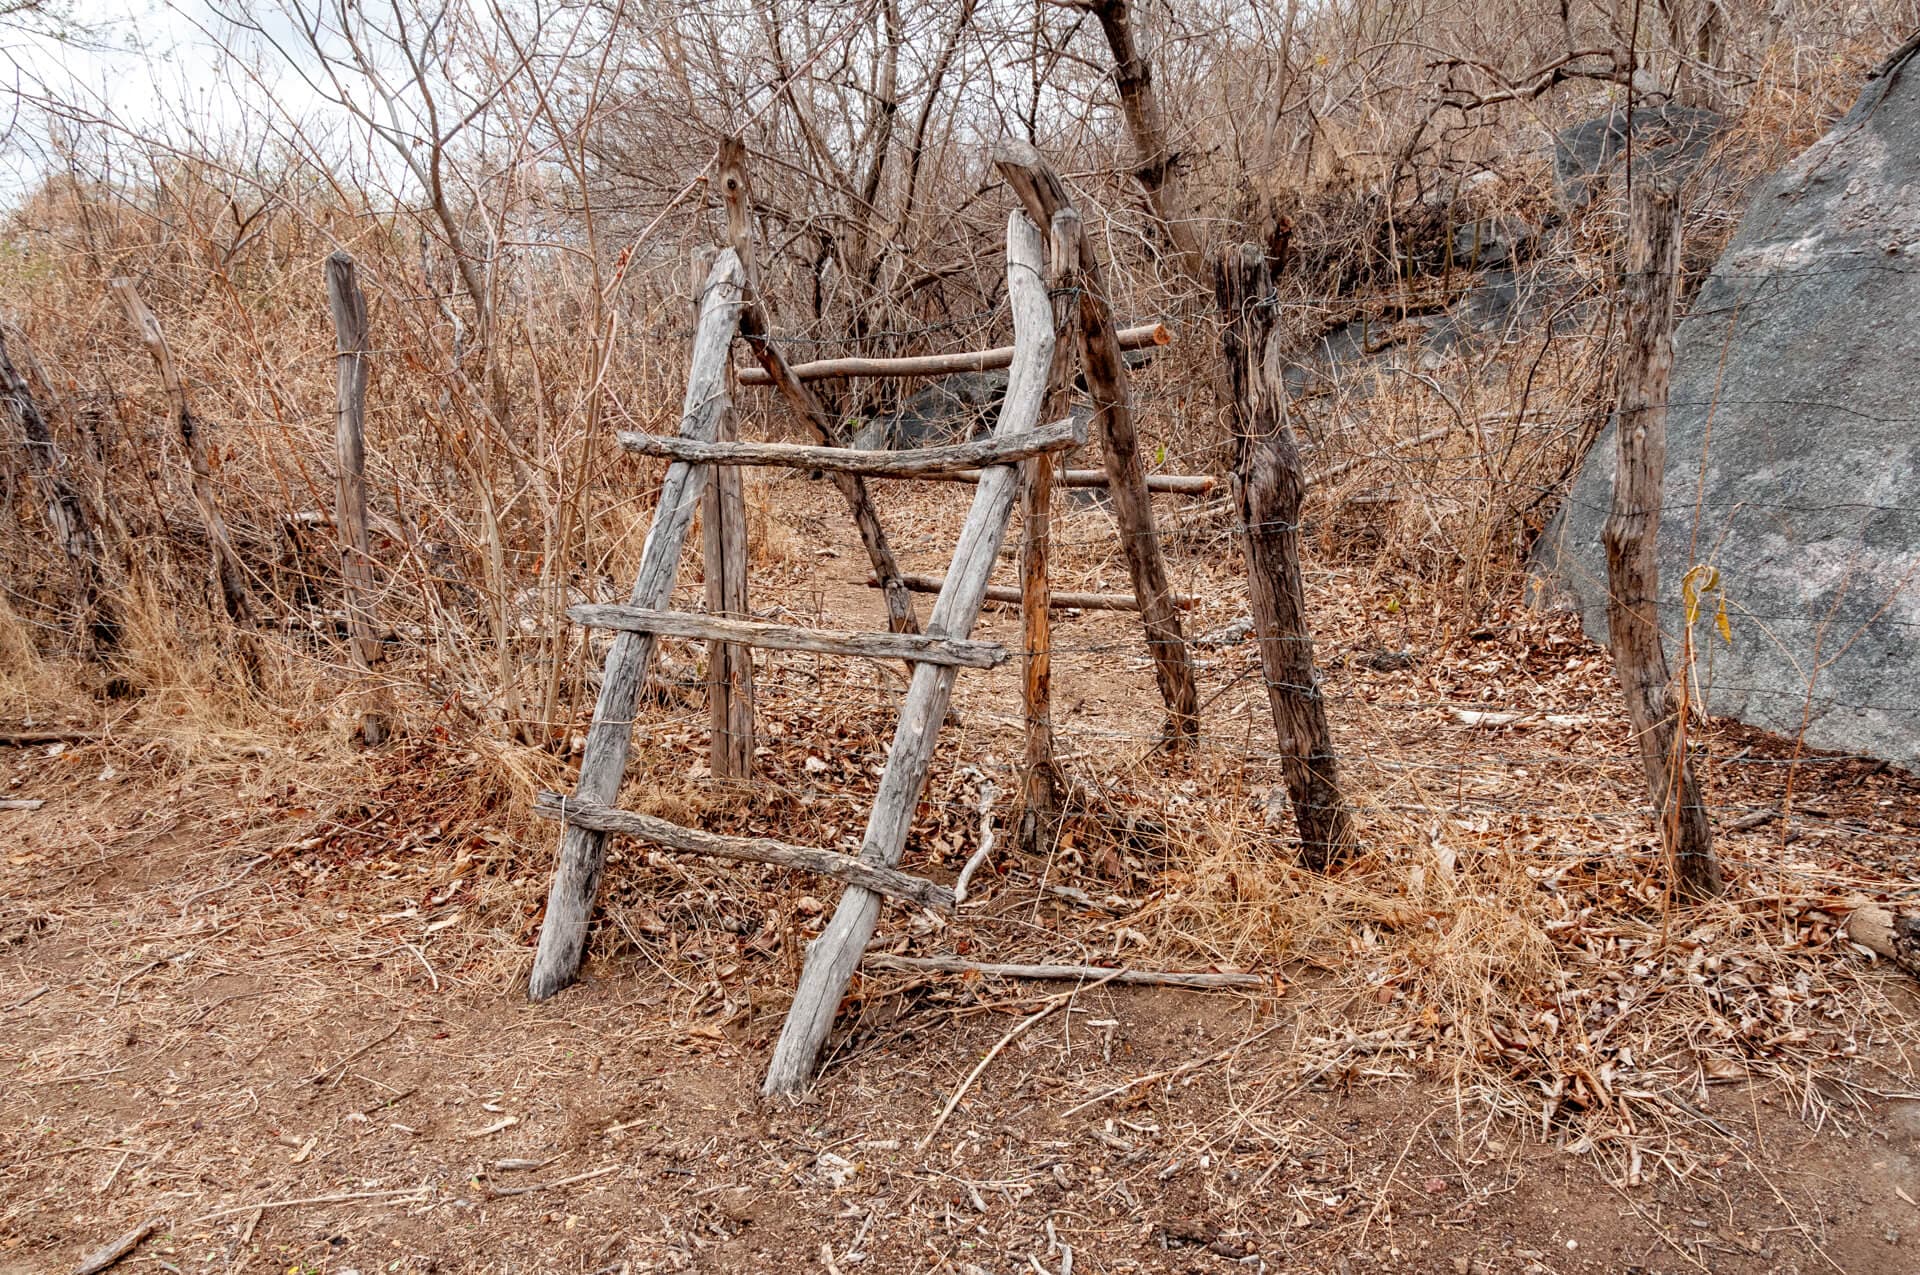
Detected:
[
  {"left": 1603, "top": 176, "right": 1721, "bottom": 899},
  {"left": 325, "top": 252, "right": 389, "bottom": 746},
  {"left": 1216, "top": 241, "right": 1353, "bottom": 868}
]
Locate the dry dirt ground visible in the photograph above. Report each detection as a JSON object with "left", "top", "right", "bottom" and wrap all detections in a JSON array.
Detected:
[{"left": 5, "top": 481, "right": 1920, "bottom": 1274}]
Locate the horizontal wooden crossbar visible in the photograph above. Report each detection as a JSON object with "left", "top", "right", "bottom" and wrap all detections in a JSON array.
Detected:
[
  {"left": 566, "top": 605, "right": 1007, "bottom": 668},
  {"left": 533, "top": 793, "right": 956, "bottom": 913},
  {"left": 735, "top": 322, "right": 1170, "bottom": 386},
  {"left": 615, "top": 415, "right": 1082, "bottom": 477},
  {"left": 918, "top": 468, "right": 1216, "bottom": 495},
  {"left": 866, "top": 573, "right": 1199, "bottom": 612}
]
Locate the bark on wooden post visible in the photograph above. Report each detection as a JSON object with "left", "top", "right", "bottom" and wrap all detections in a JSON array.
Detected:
[
  {"left": 325, "top": 253, "right": 389, "bottom": 746},
  {"left": 528, "top": 249, "right": 746, "bottom": 1001},
  {"left": 1216, "top": 242, "right": 1353, "bottom": 868},
  {"left": 718, "top": 137, "right": 920, "bottom": 636},
  {"left": 1017, "top": 210, "right": 1080, "bottom": 853},
  {"left": 702, "top": 399, "right": 755, "bottom": 779},
  {"left": 110, "top": 278, "right": 255, "bottom": 632},
  {"left": 1604, "top": 178, "right": 1722, "bottom": 899},
  {"left": 993, "top": 141, "right": 1199, "bottom": 745},
  {"left": 762, "top": 211, "right": 1056, "bottom": 1096},
  {"left": 0, "top": 326, "right": 118, "bottom": 652}
]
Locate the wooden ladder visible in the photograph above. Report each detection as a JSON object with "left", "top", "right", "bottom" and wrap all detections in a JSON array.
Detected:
[{"left": 528, "top": 211, "right": 1070, "bottom": 1095}]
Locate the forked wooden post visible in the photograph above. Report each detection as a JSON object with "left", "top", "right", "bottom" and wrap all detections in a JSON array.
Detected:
[
  {"left": 528, "top": 250, "right": 746, "bottom": 1001},
  {"left": 762, "top": 211, "right": 1057, "bottom": 1096},
  {"left": 718, "top": 138, "right": 921, "bottom": 636},
  {"left": 1604, "top": 177, "right": 1721, "bottom": 900},
  {"left": 992, "top": 141, "right": 1199, "bottom": 745},
  {"left": 1216, "top": 242, "right": 1352, "bottom": 867},
  {"left": 325, "top": 253, "right": 389, "bottom": 746},
  {"left": 1018, "top": 209, "right": 1081, "bottom": 853},
  {"left": 702, "top": 398, "right": 755, "bottom": 778}
]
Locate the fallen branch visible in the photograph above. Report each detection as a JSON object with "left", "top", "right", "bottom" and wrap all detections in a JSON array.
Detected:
[
  {"left": 6, "top": 984, "right": 50, "bottom": 1011},
  {"left": 486, "top": 1164, "right": 620, "bottom": 1198},
  {"left": 193, "top": 1186, "right": 428, "bottom": 1222},
  {"left": 72, "top": 1217, "right": 163, "bottom": 1275},
  {"left": 0, "top": 798, "right": 47, "bottom": 811},
  {"left": 1449, "top": 708, "right": 1598, "bottom": 729},
  {"left": 864, "top": 953, "right": 1270, "bottom": 989},
  {"left": 920, "top": 969, "right": 1124, "bottom": 1149},
  {"left": 951, "top": 770, "right": 1001, "bottom": 906}
]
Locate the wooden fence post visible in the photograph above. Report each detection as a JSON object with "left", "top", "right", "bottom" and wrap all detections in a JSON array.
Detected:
[
  {"left": 110, "top": 278, "right": 255, "bottom": 635},
  {"left": 1017, "top": 209, "right": 1080, "bottom": 852},
  {"left": 528, "top": 249, "right": 746, "bottom": 1001},
  {"left": 993, "top": 141, "right": 1199, "bottom": 745},
  {"left": 703, "top": 398, "right": 755, "bottom": 779},
  {"left": 1604, "top": 177, "right": 1722, "bottom": 899},
  {"left": 1215, "top": 242, "right": 1353, "bottom": 868},
  {"left": 325, "top": 252, "right": 389, "bottom": 746},
  {"left": 0, "top": 326, "right": 118, "bottom": 653}
]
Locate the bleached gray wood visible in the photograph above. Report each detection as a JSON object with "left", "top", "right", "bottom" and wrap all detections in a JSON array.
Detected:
[
  {"left": 528, "top": 250, "right": 745, "bottom": 1001},
  {"left": 326, "top": 252, "right": 388, "bottom": 746},
  {"left": 918, "top": 467, "right": 1215, "bottom": 494},
  {"left": 566, "top": 605, "right": 1008, "bottom": 668},
  {"left": 864, "top": 953, "right": 1268, "bottom": 989},
  {"left": 702, "top": 399, "right": 754, "bottom": 778},
  {"left": 533, "top": 794, "right": 955, "bottom": 912},
  {"left": 735, "top": 322, "right": 1170, "bottom": 385},
  {"left": 763, "top": 211, "right": 1056, "bottom": 1096},
  {"left": 616, "top": 414, "right": 1083, "bottom": 475}
]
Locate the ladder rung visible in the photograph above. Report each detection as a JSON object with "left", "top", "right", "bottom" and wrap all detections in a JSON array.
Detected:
[
  {"left": 567, "top": 605, "right": 1009, "bottom": 668},
  {"left": 614, "top": 414, "right": 1083, "bottom": 477},
  {"left": 863, "top": 574, "right": 1199, "bottom": 612},
  {"left": 735, "top": 321, "right": 1172, "bottom": 384},
  {"left": 533, "top": 793, "right": 955, "bottom": 913},
  {"left": 918, "top": 468, "right": 1217, "bottom": 495}
]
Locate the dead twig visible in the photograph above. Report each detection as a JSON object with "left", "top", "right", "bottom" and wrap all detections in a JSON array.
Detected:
[
  {"left": 71, "top": 1217, "right": 163, "bottom": 1275},
  {"left": 486, "top": 1164, "right": 620, "bottom": 1197},
  {"left": 920, "top": 969, "right": 1123, "bottom": 1150}
]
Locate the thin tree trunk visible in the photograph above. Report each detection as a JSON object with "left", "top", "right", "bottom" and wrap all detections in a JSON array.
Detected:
[
  {"left": 1603, "top": 177, "right": 1721, "bottom": 900},
  {"left": 0, "top": 326, "right": 118, "bottom": 652},
  {"left": 325, "top": 252, "right": 389, "bottom": 746},
  {"left": 1215, "top": 242, "right": 1352, "bottom": 867},
  {"left": 1083, "top": 0, "right": 1208, "bottom": 285}
]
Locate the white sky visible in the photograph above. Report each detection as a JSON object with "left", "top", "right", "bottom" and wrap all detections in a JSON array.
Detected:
[{"left": 2, "top": 1, "right": 337, "bottom": 195}]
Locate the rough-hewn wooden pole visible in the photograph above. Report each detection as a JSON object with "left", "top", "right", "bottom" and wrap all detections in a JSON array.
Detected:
[
  {"left": 702, "top": 399, "right": 755, "bottom": 779},
  {"left": 110, "top": 278, "right": 255, "bottom": 633},
  {"left": 1604, "top": 177, "right": 1721, "bottom": 900},
  {"left": 1018, "top": 209, "right": 1081, "bottom": 853},
  {"left": 763, "top": 211, "right": 1056, "bottom": 1096},
  {"left": 994, "top": 141, "right": 1199, "bottom": 745},
  {"left": 718, "top": 138, "right": 920, "bottom": 635},
  {"left": 1216, "top": 242, "right": 1352, "bottom": 868},
  {"left": 325, "top": 253, "right": 389, "bottom": 746},
  {"left": 0, "top": 326, "right": 117, "bottom": 652},
  {"left": 528, "top": 250, "right": 746, "bottom": 1001}
]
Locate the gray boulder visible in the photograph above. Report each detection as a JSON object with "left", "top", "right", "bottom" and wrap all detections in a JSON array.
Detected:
[
  {"left": 1537, "top": 50, "right": 1920, "bottom": 772},
  {"left": 1553, "top": 105, "right": 1724, "bottom": 210}
]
